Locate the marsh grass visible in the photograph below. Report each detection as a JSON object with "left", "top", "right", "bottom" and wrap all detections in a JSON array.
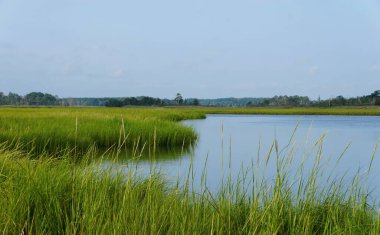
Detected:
[
  {"left": 199, "top": 106, "right": 380, "bottom": 116},
  {"left": 0, "top": 107, "right": 205, "bottom": 155},
  {"left": 0, "top": 136, "right": 379, "bottom": 234}
]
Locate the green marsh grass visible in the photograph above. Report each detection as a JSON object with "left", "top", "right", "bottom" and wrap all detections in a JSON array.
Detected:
[
  {"left": 197, "top": 106, "right": 380, "bottom": 116},
  {"left": 0, "top": 107, "right": 205, "bottom": 155},
  {"left": 0, "top": 137, "right": 379, "bottom": 234}
]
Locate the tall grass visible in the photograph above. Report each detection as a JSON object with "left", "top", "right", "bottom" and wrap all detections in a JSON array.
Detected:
[
  {"left": 0, "top": 139, "right": 379, "bottom": 234},
  {"left": 0, "top": 107, "right": 205, "bottom": 155}
]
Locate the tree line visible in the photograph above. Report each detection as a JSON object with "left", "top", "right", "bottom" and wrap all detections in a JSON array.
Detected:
[
  {"left": 105, "top": 95, "right": 200, "bottom": 107},
  {"left": 0, "top": 92, "right": 59, "bottom": 106},
  {"left": 0, "top": 92, "right": 199, "bottom": 107},
  {"left": 105, "top": 97, "right": 163, "bottom": 107},
  {"left": 1, "top": 91, "right": 380, "bottom": 107}
]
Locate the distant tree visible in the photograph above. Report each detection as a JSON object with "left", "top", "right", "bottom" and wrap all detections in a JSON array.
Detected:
[
  {"left": 174, "top": 93, "right": 183, "bottom": 105},
  {"left": 8, "top": 92, "right": 23, "bottom": 105},
  {"left": 371, "top": 90, "right": 380, "bottom": 97},
  {"left": 0, "top": 92, "right": 4, "bottom": 105},
  {"left": 105, "top": 99, "right": 123, "bottom": 107},
  {"left": 139, "top": 96, "right": 162, "bottom": 106},
  {"left": 261, "top": 99, "right": 270, "bottom": 106},
  {"left": 43, "top": 93, "right": 58, "bottom": 105},
  {"left": 161, "top": 98, "right": 175, "bottom": 106},
  {"left": 124, "top": 97, "right": 138, "bottom": 105},
  {"left": 192, "top": 98, "right": 199, "bottom": 106},
  {"left": 332, "top": 95, "right": 346, "bottom": 106},
  {"left": 25, "top": 92, "right": 57, "bottom": 106}
]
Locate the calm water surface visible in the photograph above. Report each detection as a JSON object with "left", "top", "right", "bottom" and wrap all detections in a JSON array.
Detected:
[{"left": 105, "top": 115, "right": 380, "bottom": 198}]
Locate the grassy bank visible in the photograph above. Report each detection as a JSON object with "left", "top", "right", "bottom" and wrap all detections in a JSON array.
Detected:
[
  {"left": 0, "top": 107, "right": 205, "bottom": 155},
  {"left": 0, "top": 144, "right": 379, "bottom": 234},
  {"left": 198, "top": 106, "right": 380, "bottom": 116}
]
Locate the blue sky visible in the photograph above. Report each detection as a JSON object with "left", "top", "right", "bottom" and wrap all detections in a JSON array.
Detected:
[{"left": 0, "top": 0, "right": 379, "bottom": 99}]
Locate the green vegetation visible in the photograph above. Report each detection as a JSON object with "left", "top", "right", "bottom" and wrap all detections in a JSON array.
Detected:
[
  {"left": 105, "top": 96, "right": 164, "bottom": 107},
  {"left": 0, "top": 107, "right": 205, "bottom": 154},
  {"left": 199, "top": 106, "right": 380, "bottom": 116},
  {"left": 0, "top": 138, "right": 379, "bottom": 234},
  {"left": 0, "top": 92, "right": 59, "bottom": 106}
]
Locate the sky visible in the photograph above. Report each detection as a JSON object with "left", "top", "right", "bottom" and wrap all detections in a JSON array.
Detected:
[{"left": 0, "top": 0, "right": 380, "bottom": 99}]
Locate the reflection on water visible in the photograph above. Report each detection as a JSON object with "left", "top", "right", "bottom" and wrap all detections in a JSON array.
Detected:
[
  {"left": 98, "top": 114, "right": 380, "bottom": 199},
  {"left": 102, "top": 147, "right": 192, "bottom": 162}
]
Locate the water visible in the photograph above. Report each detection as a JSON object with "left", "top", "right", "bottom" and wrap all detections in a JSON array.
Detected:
[{"left": 104, "top": 114, "right": 380, "bottom": 199}]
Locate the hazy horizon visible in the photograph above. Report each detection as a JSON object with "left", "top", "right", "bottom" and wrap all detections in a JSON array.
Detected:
[{"left": 1, "top": 0, "right": 379, "bottom": 99}]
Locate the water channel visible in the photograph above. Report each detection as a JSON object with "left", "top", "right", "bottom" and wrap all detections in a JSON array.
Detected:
[{"left": 104, "top": 114, "right": 380, "bottom": 199}]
